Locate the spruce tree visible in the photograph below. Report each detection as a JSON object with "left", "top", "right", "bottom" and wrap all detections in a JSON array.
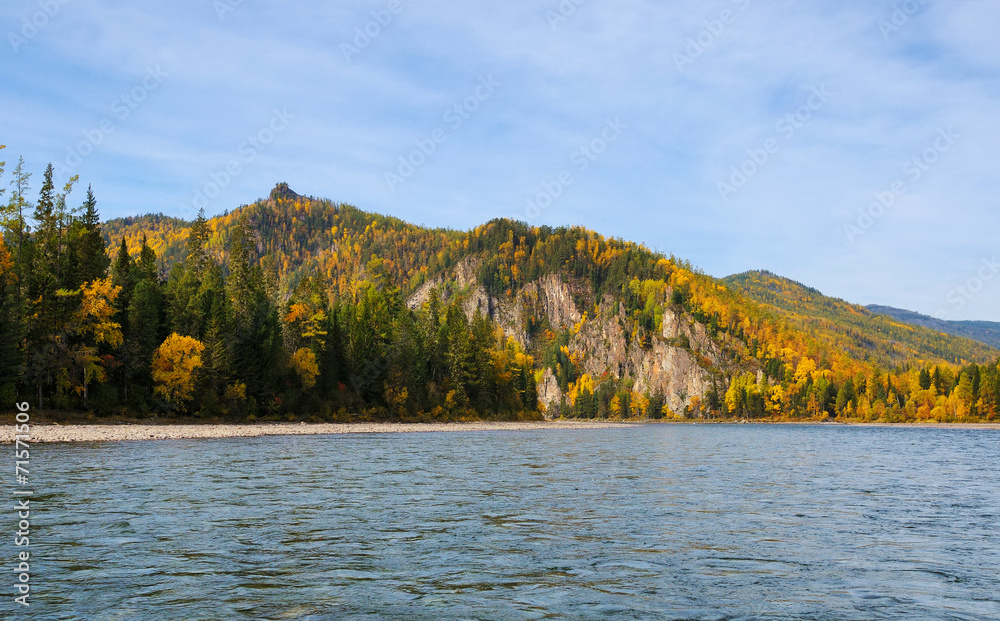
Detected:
[
  {"left": 111, "top": 237, "right": 136, "bottom": 316},
  {"left": 136, "top": 234, "right": 158, "bottom": 282},
  {"left": 918, "top": 368, "right": 932, "bottom": 391},
  {"left": 75, "top": 185, "right": 110, "bottom": 284}
]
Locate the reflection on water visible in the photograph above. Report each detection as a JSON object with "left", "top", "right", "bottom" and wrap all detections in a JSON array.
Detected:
[{"left": 13, "top": 425, "right": 1000, "bottom": 620}]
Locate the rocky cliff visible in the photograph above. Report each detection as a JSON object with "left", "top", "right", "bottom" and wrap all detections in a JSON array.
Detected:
[{"left": 407, "top": 256, "right": 738, "bottom": 417}]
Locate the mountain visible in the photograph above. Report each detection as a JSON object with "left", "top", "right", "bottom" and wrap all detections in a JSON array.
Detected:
[
  {"left": 722, "top": 271, "right": 997, "bottom": 366},
  {"left": 91, "top": 185, "right": 998, "bottom": 422},
  {"left": 867, "top": 305, "right": 1000, "bottom": 350}
]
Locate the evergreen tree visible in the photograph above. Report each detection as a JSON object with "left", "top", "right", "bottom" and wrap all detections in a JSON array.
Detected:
[
  {"left": 200, "top": 294, "right": 233, "bottom": 396},
  {"left": 227, "top": 220, "right": 281, "bottom": 406},
  {"left": 111, "top": 237, "right": 136, "bottom": 319},
  {"left": 468, "top": 308, "right": 494, "bottom": 409},
  {"left": 187, "top": 208, "right": 210, "bottom": 276},
  {"left": 136, "top": 234, "right": 158, "bottom": 282},
  {"left": 918, "top": 368, "right": 932, "bottom": 391},
  {"left": 128, "top": 280, "right": 165, "bottom": 373},
  {"left": 835, "top": 378, "right": 856, "bottom": 414},
  {"left": 0, "top": 239, "right": 20, "bottom": 402},
  {"left": 443, "top": 302, "right": 472, "bottom": 407},
  {"left": 931, "top": 367, "right": 944, "bottom": 395},
  {"left": 3, "top": 156, "right": 31, "bottom": 269},
  {"left": 75, "top": 186, "right": 111, "bottom": 285},
  {"left": 24, "top": 165, "right": 67, "bottom": 408}
]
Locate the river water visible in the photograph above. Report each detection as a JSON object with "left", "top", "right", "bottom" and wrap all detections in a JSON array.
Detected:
[{"left": 10, "top": 424, "right": 1000, "bottom": 620}]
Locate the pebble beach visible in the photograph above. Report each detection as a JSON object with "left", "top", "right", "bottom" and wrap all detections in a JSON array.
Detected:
[{"left": 5, "top": 420, "right": 634, "bottom": 443}]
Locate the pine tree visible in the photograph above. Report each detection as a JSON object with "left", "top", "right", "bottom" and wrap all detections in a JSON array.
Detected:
[
  {"left": 128, "top": 280, "right": 165, "bottom": 372},
  {"left": 200, "top": 295, "right": 233, "bottom": 395},
  {"left": 0, "top": 239, "right": 21, "bottom": 402},
  {"left": 226, "top": 220, "right": 281, "bottom": 405},
  {"left": 187, "top": 208, "right": 210, "bottom": 276},
  {"left": 75, "top": 186, "right": 110, "bottom": 285},
  {"left": 443, "top": 302, "right": 472, "bottom": 407},
  {"left": 111, "top": 237, "right": 136, "bottom": 318},
  {"left": 835, "top": 378, "right": 856, "bottom": 414},
  {"left": 24, "top": 165, "right": 67, "bottom": 408},
  {"left": 918, "top": 368, "right": 932, "bottom": 391},
  {"left": 931, "top": 366, "right": 944, "bottom": 395},
  {"left": 468, "top": 308, "right": 494, "bottom": 410},
  {"left": 136, "top": 234, "right": 158, "bottom": 282}
]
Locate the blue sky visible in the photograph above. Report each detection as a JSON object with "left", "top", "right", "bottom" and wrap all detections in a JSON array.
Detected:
[{"left": 2, "top": 0, "right": 999, "bottom": 321}]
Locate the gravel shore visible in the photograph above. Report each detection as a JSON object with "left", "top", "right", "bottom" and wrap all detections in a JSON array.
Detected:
[
  {"left": 5, "top": 420, "right": 997, "bottom": 443},
  {"left": 5, "top": 420, "right": 635, "bottom": 443}
]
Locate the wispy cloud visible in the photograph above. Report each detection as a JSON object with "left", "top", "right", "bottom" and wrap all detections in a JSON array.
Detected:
[{"left": 2, "top": 0, "right": 999, "bottom": 320}]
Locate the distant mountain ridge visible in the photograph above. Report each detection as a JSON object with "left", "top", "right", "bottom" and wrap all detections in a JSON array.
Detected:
[
  {"left": 867, "top": 305, "right": 1000, "bottom": 350},
  {"left": 721, "top": 270, "right": 996, "bottom": 367}
]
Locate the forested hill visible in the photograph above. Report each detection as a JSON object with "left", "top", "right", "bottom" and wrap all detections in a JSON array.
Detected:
[
  {"left": 867, "top": 305, "right": 1000, "bottom": 350},
  {"left": 105, "top": 193, "right": 997, "bottom": 371},
  {"left": 722, "top": 271, "right": 997, "bottom": 366},
  {"left": 5, "top": 177, "right": 997, "bottom": 422},
  {"left": 102, "top": 183, "right": 464, "bottom": 296}
]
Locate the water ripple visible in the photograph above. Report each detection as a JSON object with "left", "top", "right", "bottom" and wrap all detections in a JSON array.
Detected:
[{"left": 8, "top": 425, "right": 1000, "bottom": 620}]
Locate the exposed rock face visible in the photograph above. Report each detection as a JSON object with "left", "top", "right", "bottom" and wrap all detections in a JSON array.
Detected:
[
  {"left": 408, "top": 257, "right": 529, "bottom": 346},
  {"left": 269, "top": 182, "right": 301, "bottom": 203},
  {"left": 406, "top": 263, "right": 732, "bottom": 417},
  {"left": 567, "top": 299, "right": 718, "bottom": 415},
  {"left": 521, "top": 274, "right": 581, "bottom": 330},
  {"left": 454, "top": 257, "right": 479, "bottom": 288},
  {"left": 537, "top": 368, "right": 562, "bottom": 419},
  {"left": 629, "top": 340, "right": 713, "bottom": 415}
]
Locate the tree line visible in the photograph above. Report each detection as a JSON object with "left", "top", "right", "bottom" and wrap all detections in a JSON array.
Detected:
[
  {"left": 3, "top": 152, "right": 996, "bottom": 423},
  {"left": 0, "top": 156, "right": 538, "bottom": 420}
]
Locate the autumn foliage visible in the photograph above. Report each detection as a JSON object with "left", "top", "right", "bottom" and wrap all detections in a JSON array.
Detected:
[
  {"left": 1, "top": 163, "right": 997, "bottom": 422},
  {"left": 152, "top": 334, "right": 205, "bottom": 407}
]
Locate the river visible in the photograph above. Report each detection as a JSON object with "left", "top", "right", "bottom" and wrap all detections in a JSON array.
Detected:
[{"left": 11, "top": 424, "right": 1000, "bottom": 619}]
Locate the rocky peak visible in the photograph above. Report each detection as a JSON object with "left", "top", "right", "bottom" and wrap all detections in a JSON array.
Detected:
[{"left": 269, "top": 182, "right": 301, "bottom": 203}]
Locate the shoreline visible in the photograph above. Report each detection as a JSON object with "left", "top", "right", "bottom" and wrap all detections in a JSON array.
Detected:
[
  {"left": 5, "top": 419, "right": 999, "bottom": 443},
  {"left": 4, "top": 420, "right": 635, "bottom": 443}
]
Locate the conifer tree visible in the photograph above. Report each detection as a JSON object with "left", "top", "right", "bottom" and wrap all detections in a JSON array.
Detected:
[
  {"left": 75, "top": 186, "right": 110, "bottom": 285},
  {"left": 111, "top": 237, "right": 136, "bottom": 317},
  {"left": 136, "top": 234, "right": 158, "bottom": 282}
]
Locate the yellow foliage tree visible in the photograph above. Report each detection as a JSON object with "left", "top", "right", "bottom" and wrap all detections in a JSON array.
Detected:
[
  {"left": 152, "top": 334, "right": 205, "bottom": 407},
  {"left": 630, "top": 392, "right": 650, "bottom": 418},
  {"left": 73, "top": 278, "right": 123, "bottom": 348},
  {"left": 290, "top": 347, "right": 320, "bottom": 388},
  {"left": 53, "top": 278, "right": 124, "bottom": 402}
]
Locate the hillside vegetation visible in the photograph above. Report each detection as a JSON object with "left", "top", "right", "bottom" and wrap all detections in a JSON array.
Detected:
[
  {"left": 868, "top": 304, "right": 1000, "bottom": 350},
  {"left": 723, "top": 271, "right": 996, "bottom": 367},
  {"left": 3, "top": 169, "right": 998, "bottom": 422}
]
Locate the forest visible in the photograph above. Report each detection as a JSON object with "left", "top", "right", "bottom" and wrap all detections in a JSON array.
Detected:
[
  {"left": 1, "top": 151, "right": 998, "bottom": 422},
  {"left": 0, "top": 157, "right": 537, "bottom": 420}
]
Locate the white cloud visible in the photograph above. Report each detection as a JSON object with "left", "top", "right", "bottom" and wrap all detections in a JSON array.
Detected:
[{"left": 2, "top": 0, "right": 998, "bottom": 319}]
